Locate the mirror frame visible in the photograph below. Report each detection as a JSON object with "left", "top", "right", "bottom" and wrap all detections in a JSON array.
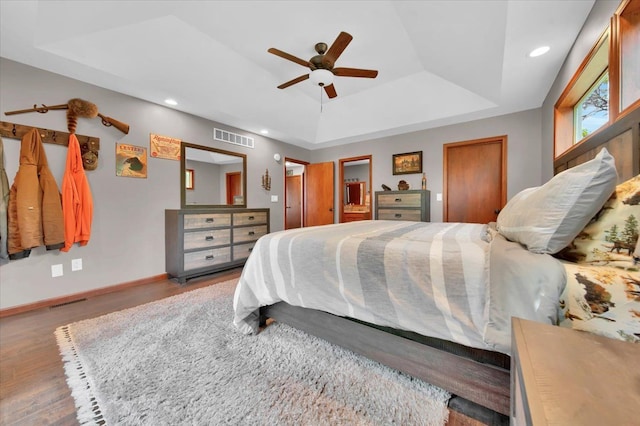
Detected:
[{"left": 180, "top": 142, "right": 247, "bottom": 209}]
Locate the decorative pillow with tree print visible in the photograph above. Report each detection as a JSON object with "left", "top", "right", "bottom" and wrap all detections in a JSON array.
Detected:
[
  {"left": 559, "top": 262, "right": 640, "bottom": 343},
  {"left": 555, "top": 175, "right": 639, "bottom": 268},
  {"left": 557, "top": 175, "right": 639, "bottom": 343}
]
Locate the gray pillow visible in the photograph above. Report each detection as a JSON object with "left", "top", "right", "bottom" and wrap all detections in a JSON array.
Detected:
[{"left": 496, "top": 148, "right": 618, "bottom": 254}]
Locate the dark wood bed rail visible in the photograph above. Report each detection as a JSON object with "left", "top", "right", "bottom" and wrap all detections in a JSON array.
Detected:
[{"left": 264, "top": 302, "right": 511, "bottom": 416}]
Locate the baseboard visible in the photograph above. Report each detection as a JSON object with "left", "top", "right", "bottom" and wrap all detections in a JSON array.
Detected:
[{"left": 0, "top": 273, "right": 169, "bottom": 318}]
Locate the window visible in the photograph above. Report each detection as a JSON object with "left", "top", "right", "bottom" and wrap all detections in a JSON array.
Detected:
[
  {"left": 574, "top": 71, "right": 609, "bottom": 143},
  {"left": 554, "top": 30, "right": 609, "bottom": 157},
  {"left": 185, "top": 169, "right": 194, "bottom": 190},
  {"left": 555, "top": 0, "right": 640, "bottom": 160}
]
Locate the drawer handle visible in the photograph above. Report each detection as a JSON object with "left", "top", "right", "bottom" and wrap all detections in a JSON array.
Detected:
[
  {"left": 248, "top": 216, "right": 255, "bottom": 220},
  {"left": 205, "top": 255, "right": 214, "bottom": 260},
  {"left": 248, "top": 231, "right": 255, "bottom": 236},
  {"left": 205, "top": 236, "right": 214, "bottom": 241},
  {"left": 394, "top": 198, "right": 402, "bottom": 202},
  {"left": 394, "top": 214, "right": 402, "bottom": 218},
  {"left": 205, "top": 218, "right": 214, "bottom": 223}
]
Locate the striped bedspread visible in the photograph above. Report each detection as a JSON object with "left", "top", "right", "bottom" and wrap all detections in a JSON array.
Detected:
[{"left": 233, "top": 220, "right": 566, "bottom": 354}]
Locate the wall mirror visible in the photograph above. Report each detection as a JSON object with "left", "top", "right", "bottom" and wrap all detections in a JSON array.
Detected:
[
  {"left": 339, "top": 155, "right": 372, "bottom": 223},
  {"left": 180, "top": 142, "right": 247, "bottom": 208}
]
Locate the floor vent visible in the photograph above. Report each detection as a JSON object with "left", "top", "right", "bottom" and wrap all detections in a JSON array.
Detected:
[
  {"left": 50, "top": 298, "right": 88, "bottom": 309},
  {"left": 214, "top": 128, "right": 254, "bottom": 149}
]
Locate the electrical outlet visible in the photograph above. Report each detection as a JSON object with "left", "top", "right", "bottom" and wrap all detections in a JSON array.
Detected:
[
  {"left": 51, "top": 264, "right": 63, "bottom": 277},
  {"left": 436, "top": 193, "right": 443, "bottom": 201},
  {"left": 72, "top": 258, "right": 83, "bottom": 271},
  {"left": 271, "top": 195, "right": 278, "bottom": 202}
]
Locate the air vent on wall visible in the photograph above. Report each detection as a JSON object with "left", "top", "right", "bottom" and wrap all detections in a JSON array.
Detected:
[{"left": 214, "top": 128, "right": 254, "bottom": 149}]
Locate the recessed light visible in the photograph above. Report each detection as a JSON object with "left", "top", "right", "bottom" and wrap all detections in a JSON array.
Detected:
[
  {"left": 260, "top": 129, "right": 269, "bottom": 135},
  {"left": 164, "top": 98, "right": 178, "bottom": 106},
  {"left": 529, "top": 46, "right": 550, "bottom": 57}
]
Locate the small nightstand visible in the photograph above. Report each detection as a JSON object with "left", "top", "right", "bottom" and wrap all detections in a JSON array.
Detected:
[
  {"left": 374, "top": 189, "right": 430, "bottom": 222},
  {"left": 511, "top": 317, "right": 640, "bottom": 425}
]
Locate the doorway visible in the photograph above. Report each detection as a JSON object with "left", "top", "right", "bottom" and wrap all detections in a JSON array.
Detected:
[
  {"left": 285, "top": 159, "right": 306, "bottom": 230},
  {"left": 443, "top": 135, "right": 507, "bottom": 223},
  {"left": 284, "top": 158, "right": 335, "bottom": 229},
  {"left": 339, "top": 155, "right": 372, "bottom": 223},
  {"left": 284, "top": 158, "right": 309, "bottom": 229}
]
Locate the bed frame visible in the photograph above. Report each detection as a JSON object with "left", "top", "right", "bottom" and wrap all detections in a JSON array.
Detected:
[{"left": 262, "top": 106, "right": 639, "bottom": 422}]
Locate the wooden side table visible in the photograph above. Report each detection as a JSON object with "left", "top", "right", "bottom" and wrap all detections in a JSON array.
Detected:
[{"left": 511, "top": 317, "right": 640, "bottom": 425}]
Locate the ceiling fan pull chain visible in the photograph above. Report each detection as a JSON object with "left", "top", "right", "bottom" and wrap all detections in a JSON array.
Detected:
[{"left": 320, "top": 86, "right": 324, "bottom": 113}]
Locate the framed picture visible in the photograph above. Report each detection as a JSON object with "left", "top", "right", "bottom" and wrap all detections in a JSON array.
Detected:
[
  {"left": 392, "top": 151, "right": 422, "bottom": 175},
  {"left": 116, "top": 143, "right": 147, "bottom": 178}
]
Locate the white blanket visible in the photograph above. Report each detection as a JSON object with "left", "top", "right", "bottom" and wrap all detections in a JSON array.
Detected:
[{"left": 233, "top": 220, "right": 566, "bottom": 354}]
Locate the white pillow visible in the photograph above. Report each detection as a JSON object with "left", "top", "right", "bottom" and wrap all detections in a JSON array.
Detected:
[{"left": 497, "top": 148, "right": 618, "bottom": 254}]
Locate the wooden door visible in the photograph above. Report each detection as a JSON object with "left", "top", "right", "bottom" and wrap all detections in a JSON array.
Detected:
[
  {"left": 285, "top": 175, "right": 302, "bottom": 229},
  {"left": 226, "top": 172, "right": 242, "bottom": 204},
  {"left": 444, "top": 136, "right": 506, "bottom": 223},
  {"left": 305, "top": 162, "right": 335, "bottom": 226}
]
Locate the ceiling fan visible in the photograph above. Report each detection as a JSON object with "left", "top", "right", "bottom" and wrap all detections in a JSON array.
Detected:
[{"left": 268, "top": 31, "right": 378, "bottom": 99}]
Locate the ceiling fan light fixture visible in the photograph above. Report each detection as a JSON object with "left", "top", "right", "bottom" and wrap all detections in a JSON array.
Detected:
[{"left": 309, "top": 69, "right": 334, "bottom": 87}]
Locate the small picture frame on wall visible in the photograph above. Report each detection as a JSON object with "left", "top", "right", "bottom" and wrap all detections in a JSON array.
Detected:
[{"left": 392, "top": 151, "right": 422, "bottom": 175}]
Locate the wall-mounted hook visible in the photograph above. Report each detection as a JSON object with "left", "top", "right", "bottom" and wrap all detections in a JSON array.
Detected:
[{"left": 12, "top": 124, "right": 16, "bottom": 136}]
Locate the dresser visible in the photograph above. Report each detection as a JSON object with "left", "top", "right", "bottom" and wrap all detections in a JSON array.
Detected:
[
  {"left": 511, "top": 317, "right": 640, "bottom": 425},
  {"left": 165, "top": 208, "right": 269, "bottom": 283},
  {"left": 374, "top": 190, "right": 430, "bottom": 222}
]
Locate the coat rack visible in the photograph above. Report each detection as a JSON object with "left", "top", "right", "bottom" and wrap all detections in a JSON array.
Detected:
[{"left": 0, "top": 121, "right": 100, "bottom": 169}]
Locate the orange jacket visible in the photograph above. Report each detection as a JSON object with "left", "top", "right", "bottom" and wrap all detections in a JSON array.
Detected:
[
  {"left": 61, "top": 134, "right": 93, "bottom": 252},
  {"left": 7, "top": 128, "right": 65, "bottom": 259}
]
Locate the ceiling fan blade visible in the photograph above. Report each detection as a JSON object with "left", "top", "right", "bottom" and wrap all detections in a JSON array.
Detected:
[
  {"left": 268, "top": 48, "right": 312, "bottom": 69},
  {"left": 333, "top": 67, "right": 378, "bottom": 78},
  {"left": 323, "top": 32, "right": 353, "bottom": 67},
  {"left": 277, "top": 74, "right": 309, "bottom": 89},
  {"left": 324, "top": 84, "right": 337, "bottom": 99}
]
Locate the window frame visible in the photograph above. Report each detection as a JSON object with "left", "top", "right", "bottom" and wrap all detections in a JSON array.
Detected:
[{"left": 554, "top": 0, "right": 640, "bottom": 160}]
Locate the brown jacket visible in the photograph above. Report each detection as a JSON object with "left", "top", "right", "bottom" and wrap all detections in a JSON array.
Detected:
[{"left": 8, "top": 128, "right": 64, "bottom": 259}]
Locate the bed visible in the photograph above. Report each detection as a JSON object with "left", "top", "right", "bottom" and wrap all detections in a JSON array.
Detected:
[{"left": 233, "top": 109, "right": 639, "bottom": 420}]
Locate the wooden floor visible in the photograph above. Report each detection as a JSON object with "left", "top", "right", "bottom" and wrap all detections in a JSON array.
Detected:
[{"left": 0, "top": 268, "right": 487, "bottom": 426}]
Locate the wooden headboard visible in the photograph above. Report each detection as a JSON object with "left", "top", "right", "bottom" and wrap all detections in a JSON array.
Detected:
[{"left": 554, "top": 105, "right": 640, "bottom": 182}]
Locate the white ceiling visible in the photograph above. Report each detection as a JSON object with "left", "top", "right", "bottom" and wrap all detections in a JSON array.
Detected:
[{"left": 0, "top": 1, "right": 595, "bottom": 150}]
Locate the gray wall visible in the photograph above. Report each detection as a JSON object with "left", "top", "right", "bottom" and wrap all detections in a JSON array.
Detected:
[
  {"left": 185, "top": 160, "right": 221, "bottom": 205},
  {"left": 0, "top": 58, "right": 309, "bottom": 309},
  {"left": 315, "top": 108, "right": 543, "bottom": 223},
  {"left": 0, "top": 0, "right": 617, "bottom": 310}
]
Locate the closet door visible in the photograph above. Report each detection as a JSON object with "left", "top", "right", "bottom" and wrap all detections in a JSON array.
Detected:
[
  {"left": 305, "top": 162, "right": 334, "bottom": 227},
  {"left": 444, "top": 136, "right": 506, "bottom": 224}
]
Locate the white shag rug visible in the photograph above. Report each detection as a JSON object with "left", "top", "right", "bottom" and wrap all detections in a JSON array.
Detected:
[{"left": 55, "top": 279, "right": 450, "bottom": 425}]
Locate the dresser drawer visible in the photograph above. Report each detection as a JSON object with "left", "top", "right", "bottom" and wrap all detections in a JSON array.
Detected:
[
  {"left": 377, "top": 209, "right": 422, "bottom": 221},
  {"left": 233, "top": 225, "right": 268, "bottom": 243},
  {"left": 183, "top": 213, "right": 231, "bottom": 229},
  {"left": 234, "top": 211, "right": 268, "bottom": 226},
  {"left": 184, "top": 247, "right": 231, "bottom": 270},
  {"left": 377, "top": 193, "right": 422, "bottom": 208},
  {"left": 233, "top": 242, "right": 257, "bottom": 261},
  {"left": 183, "top": 229, "right": 231, "bottom": 250}
]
